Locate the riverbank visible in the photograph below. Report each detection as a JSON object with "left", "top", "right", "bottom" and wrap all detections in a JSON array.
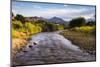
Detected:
[
  {"left": 12, "top": 30, "right": 39, "bottom": 52},
  {"left": 12, "top": 29, "right": 96, "bottom": 57},
  {"left": 12, "top": 38, "right": 27, "bottom": 58},
  {"left": 60, "top": 30, "right": 96, "bottom": 55}
]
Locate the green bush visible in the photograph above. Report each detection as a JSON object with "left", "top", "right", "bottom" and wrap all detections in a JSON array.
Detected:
[
  {"left": 69, "top": 17, "right": 86, "bottom": 28},
  {"left": 12, "top": 20, "right": 23, "bottom": 29},
  {"left": 57, "top": 24, "right": 64, "bottom": 30},
  {"left": 73, "top": 26, "right": 96, "bottom": 34},
  {"left": 12, "top": 28, "right": 20, "bottom": 38},
  {"left": 15, "top": 14, "right": 25, "bottom": 23},
  {"left": 24, "top": 22, "right": 43, "bottom": 34},
  {"left": 24, "top": 22, "right": 34, "bottom": 34},
  {"left": 12, "top": 19, "right": 65, "bottom": 38}
]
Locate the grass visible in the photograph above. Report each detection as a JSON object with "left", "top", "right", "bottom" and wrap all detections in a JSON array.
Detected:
[
  {"left": 60, "top": 30, "right": 96, "bottom": 55},
  {"left": 73, "top": 26, "right": 96, "bottom": 34}
]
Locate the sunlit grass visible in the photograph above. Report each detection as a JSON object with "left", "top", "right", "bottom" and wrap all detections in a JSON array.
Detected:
[
  {"left": 73, "top": 26, "right": 95, "bottom": 34},
  {"left": 60, "top": 29, "right": 96, "bottom": 54}
]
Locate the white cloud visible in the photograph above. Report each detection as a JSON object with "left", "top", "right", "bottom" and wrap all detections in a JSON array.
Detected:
[
  {"left": 63, "top": 5, "right": 68, "bottom": 7},
  {"left": 82, "top": 14, "right": 94, "bottom": 19},
  {"left": 29, "top": 8, "right": 83, "bottom": 17},
  {"left": 12, "top": 5, "right": 95, "bottom": 21}
]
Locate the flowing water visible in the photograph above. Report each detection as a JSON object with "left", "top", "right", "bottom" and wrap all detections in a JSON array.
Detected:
[{"left": 13, "top": 32, "right": 95, "bottom": 66}]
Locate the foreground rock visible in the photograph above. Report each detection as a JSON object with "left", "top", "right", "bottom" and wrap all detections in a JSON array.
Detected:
[{"left": 12, "top": 32, "right": 95, "bottom": 66}]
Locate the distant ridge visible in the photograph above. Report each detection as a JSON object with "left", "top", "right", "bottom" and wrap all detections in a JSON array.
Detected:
[
  {"left": 48, "top": 17, "right": 66, "bottom": 24},
  {"left": 25, "top": 16, "right": 66, "bottom": 24}
]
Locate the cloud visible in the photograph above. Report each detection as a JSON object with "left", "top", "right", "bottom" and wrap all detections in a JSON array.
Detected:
[
  {"left": 63, "top": 5, "right": 68, "bottom": 7},
  {"left": 12, "top": 1, "right": 95, "bottom": 21},
  {"left": 29, "top": 8, "right": 94, "bottom": 21}
]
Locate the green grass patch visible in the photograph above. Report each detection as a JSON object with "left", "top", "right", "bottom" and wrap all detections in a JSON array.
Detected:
[{"left": 72, "top": 26, "right": 96, "bottom": 35}]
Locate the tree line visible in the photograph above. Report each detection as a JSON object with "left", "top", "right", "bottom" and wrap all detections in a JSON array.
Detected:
[{"left": 12, "top": 13, "right": 96, "bottom": 38}]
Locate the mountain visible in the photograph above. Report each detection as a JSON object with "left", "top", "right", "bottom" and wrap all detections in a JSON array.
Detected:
[
  {"left": 25, "top": 16, "right": 67, "bottom": 24},
  {"left": 48, "top": 17, "right": 65, "bottom": 24},
  {"left": 25, "top": 16, "right": 47, "bottom": 22}
]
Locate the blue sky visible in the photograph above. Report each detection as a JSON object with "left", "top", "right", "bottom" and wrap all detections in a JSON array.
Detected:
[{"left": 12, "top": 1, "right": 95, "bottom": 21}]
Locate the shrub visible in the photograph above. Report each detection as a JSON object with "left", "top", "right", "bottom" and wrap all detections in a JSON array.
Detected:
[
  {"left": 12, "top": 29, "right": 21, "bottom": 38},
  {"left": 69, "top": 17, "right": 86, "bottom": 28},
  {"left": 24, "top": 22, "right": 43, "bottom": 34},
  {"left": 24, "top": 22, "right": 34, "bottom": 34},
  {"left": 12, "top": 20, "right": 23, "bottom": 29},
  {"left": 86, "top": 21, "right": 96, "bottom": 26},
  {"left": 15, "top": 14, "right": 25, "bottom": 23},
  {"left": 74, "top": 26, "right": 96, "bottom": 34},
  {"left": 57, "top": 24, "right": 64, "bottom": 30}
]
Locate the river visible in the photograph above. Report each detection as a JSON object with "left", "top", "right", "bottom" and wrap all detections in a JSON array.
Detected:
[{"left": 13, "top": 32, "right": 95, "bottom": 66}]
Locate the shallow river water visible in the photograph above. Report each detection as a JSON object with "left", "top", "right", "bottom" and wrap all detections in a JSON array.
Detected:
[{"left": 13, "top": 32, "right": 95, "bottom": 66}]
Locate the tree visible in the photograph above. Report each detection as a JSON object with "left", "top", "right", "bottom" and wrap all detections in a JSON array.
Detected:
[
  {"left": 42, "top": 22, "right": 54, "bottom": 32},
  {"left": 86, "top": 21, "right": 96, "bottom": 26},
  {"left": 12, "top": 20, "right": 23, "bottom": 29},
  {"left": 25, "top": 22, "right": 34, "bottom": 33},
  {"left": 69, "top": 17, "right": 86, "bottom": 28},
  {"left": 15, "top": 14, "right": 25, "bottom": 23},
  {"left": 12, "top": 12, "right": 14, "bottom": 17},
  {"left": 12, "top": 12, "right": 15, "bottom": 20}
]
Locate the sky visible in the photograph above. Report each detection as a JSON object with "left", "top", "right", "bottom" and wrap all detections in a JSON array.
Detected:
[{"left": 12, "top": 1, "right": 96, "bottom": 21}]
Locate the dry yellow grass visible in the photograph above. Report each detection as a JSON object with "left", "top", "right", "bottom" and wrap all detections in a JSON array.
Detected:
[
  {"left": 60, "top": 30, "right": 96, "bottom": 54},
  {"left": 12, "top": 38, "right": 27, "bottom": 59},
  {"left": 12, "top": 38, "right": 27, "bottom": 50}
]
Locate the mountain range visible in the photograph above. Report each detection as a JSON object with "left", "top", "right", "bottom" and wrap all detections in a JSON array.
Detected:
[
  {"left": 48, "top": 17, "right": 66, "bottom": 24},
  {"left": 25, "top": 16, "right": 66, "bottom": 24},
  {"left": 25, "top": 16, "right": 95, "bottom": 24}
]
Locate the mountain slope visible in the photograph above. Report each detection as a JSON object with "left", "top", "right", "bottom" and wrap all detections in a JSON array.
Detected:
[{"left": 48, "top": 17, "right": 65, "bottom": 24}]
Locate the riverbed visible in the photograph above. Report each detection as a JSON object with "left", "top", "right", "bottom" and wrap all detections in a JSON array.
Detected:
[{"left": 13, "top": 32, "right": 96, "bottom": 66}]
